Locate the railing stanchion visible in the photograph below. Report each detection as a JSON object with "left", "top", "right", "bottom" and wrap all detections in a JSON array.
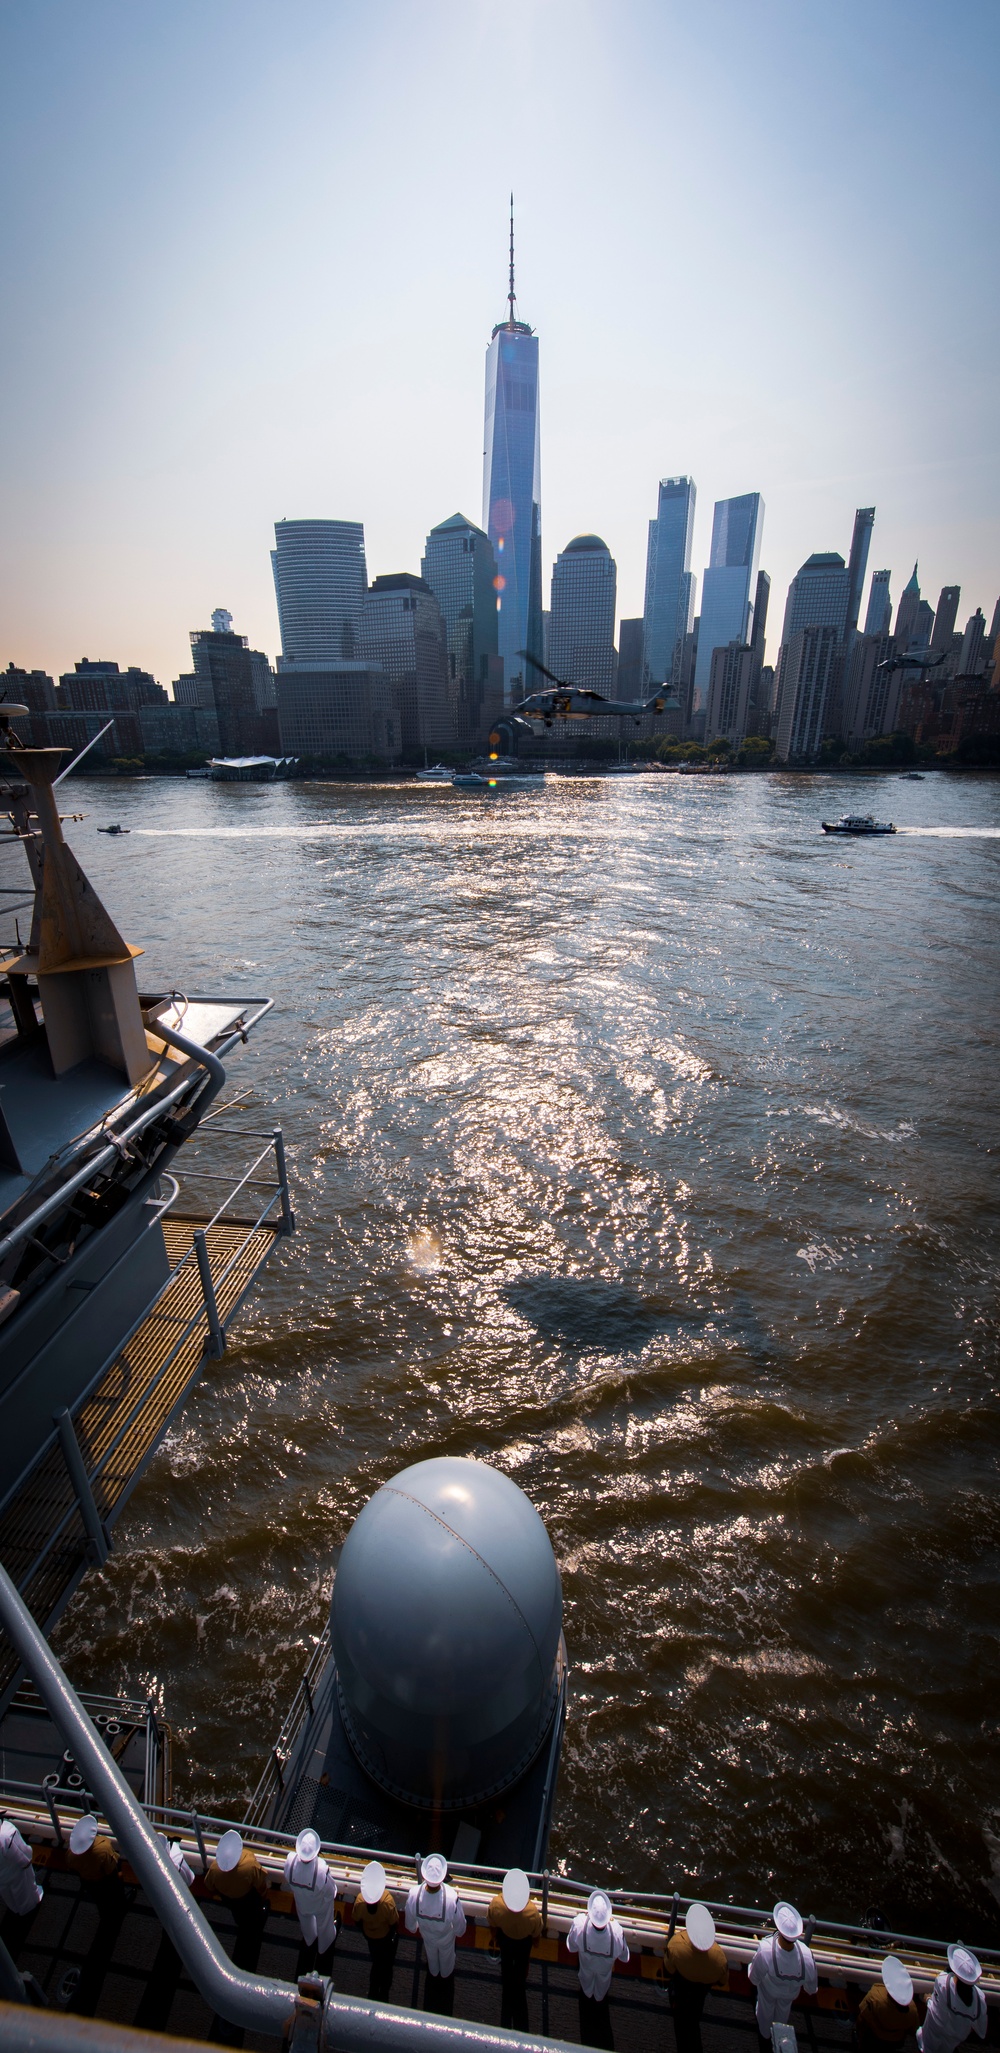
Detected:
[
  {"left": 191, "top": 1808, "right": 209, "bottom": 1877},
  {"left": 54, "top": 1409, "right": 109, "bottom": 1565},
  {"left": 194, "top": 1229, "right": 225, "bottom": 1357},
  {"left": 42, "top": 1777, "right": 64, "bottom": 1847},
  {"left": 273, "top": 1129, "right": 295, "bottom": 1234}
]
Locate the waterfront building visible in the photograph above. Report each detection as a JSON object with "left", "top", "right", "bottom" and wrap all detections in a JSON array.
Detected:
[
  {"left": 421, "top": 513, "right": 502, "bottom": 745},
  {"left": 641, "top": 476, "right": 697, "bottom": 687},
  {"left": 705, "top": 643, "right": 759, "bottom": 749},
  {"left": 864, "top": 570, "right": 892, "bottom": 637},
  {"left": 190, "top": 621, "right": 264, "bottom": 757},
  {"left": 845, "top": 507, "right": 875, "bottom": 638},
  {"left": 482, "top": 205, "right": 542, "bottom": 701},
  {"left": 138, "top": 705, "right": 221, "bottom": 756},
  {"left": 548, "top": 535, "right": 617, "bottom": 693},
  {"left": 692, "top": 493, "right": 764, "bottom": 704},
  {"left": 2, "top": 664, "right": 56, "bottom": 744},
  {"left": 271, "top": 519, "right": 368, "bottom": 664},
  {"left": 58, "top": 660, "right": 166, "bottom": 712},
  {"left": 774, "top": 625, "right": 840, "bottom": 762},
  {"left": 617, "top": 618, "right": 644, "bottom": 698},
  {"left": 840, "top": 634, "right": 900, "bottom": 748},
  {"left": 41, "top": 709, "right": 144, "bottom": 759},
  {"left": 958, "top": 609, "right": 987, "bottom": 678},
  {"left": 930, "top": 585, "right": 961, "bottom": 653},
  {"left": 357, "top": 574, "right": 451, "bottom": 756},
  {"left": 173, "top": 673, "right": 212, "bottom": 709},
  {"left": 275, "top": 663, "right": 398, "bottom": 761},
  {"left": 779, "top": 552, "right": 851, "bottom": 647}
]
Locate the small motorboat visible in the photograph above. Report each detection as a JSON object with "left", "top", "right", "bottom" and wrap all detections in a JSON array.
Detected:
[
  {"left": 452, "top": 770, "right": 546, "bottom": 790},
  {"left": 97, "top": 823, "right": 130, "bottom": 835},
  {"left": 416, "top": 764, "right": 454, "bottom": 781},
  {"left": 821, "top": 814, "right": 895, "bottom": 835},
  {"left": 903, "top": 771, "right": 924, "bottom": 780}
]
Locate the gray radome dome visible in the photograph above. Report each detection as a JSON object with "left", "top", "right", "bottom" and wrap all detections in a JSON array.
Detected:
[{"left": 331, "top": 1456, "right": 564, "bottom": 1810}]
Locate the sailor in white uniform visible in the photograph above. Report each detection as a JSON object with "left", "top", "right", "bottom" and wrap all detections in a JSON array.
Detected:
[
  {"left": 405, "top": 1854, "right": 467, "bottom": 2015},
  {"left": 748, "top": 1902, "right": 818, "bottom": 2044},
  {"left": 159, "top": 1837, "right": 195, "bottom": 1889},
  {"left": 567, "top": 1889, "right": 630, "bottom": 2049},
  {"left": 918, "top": 1947, "right": 987, "bottom": 2053},
  {"left": 0, "top": 1819, "right": 42, "bottom": 1916},
  {"left": 283, "top": 1828, "right": 339, "bottom": 1964}
]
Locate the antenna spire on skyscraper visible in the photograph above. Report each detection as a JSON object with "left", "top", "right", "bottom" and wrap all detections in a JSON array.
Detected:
[{"left": 508, "top": 192, "right": 516, "bottom": 328}]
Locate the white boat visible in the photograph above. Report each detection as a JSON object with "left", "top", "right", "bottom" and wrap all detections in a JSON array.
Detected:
[
  {"left": 452, "top": 769, "right": 546, "bottom": 790},
  {"left": 415, "top": 764, "right": 454, "bottom": 781},
  {"left": 821, "top": 813, "right": 896, "bottom": 835}
]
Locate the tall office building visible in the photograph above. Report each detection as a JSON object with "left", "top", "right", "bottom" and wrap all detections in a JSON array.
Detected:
[
  {"left": 864, "top": 570, "right": 892, "bottom": 636},
  {"left": 930, "top": 585, "right": 961, "bottom": 652},
  {"left": 271, "top": 519, "right": 368, "bottom": 664},
  {"left": 482, "top": 204, "right": 542, "bottom": 702},
  {"left": 693, "top": 493, "right": 764, "bottom": 702},
  {"left": 841, "top": 634, "right": 900, "bottom": 749},
  {"left": 958, "top": 609, "right": 987, "bottom": 677},
  {"left": 275, "top": 664, "right": 398, "bottom": 761},
  {"left": 778, "top": 552, "right": 851, "bottom": 647},
  {"left": 750, "top": 570, "right": 771, "bottom": 659},
  {"left": 617, "top": 619, "right": 644, "bottom": 697},
  {"left": 421, "top": 514, "right": 502, "bottom": 744},
  {"left": 548, "top": 535, "right": 617, "bottom": 693},
  {"left": 894, "top": 565, "right": 923, "bottom": 650},
  {"left": 358, "top": 574, "right": 452, "bottom": 756},
  {"left": 845, "top": 507, "right": 875, "bottom": 638},
  {"left": 641, "top": 477, "right": 696, "bottom": 686},
  {"left": 705, "top": 644, "right": 759, "bottom": 749},
  {"left": 190, "top": 622, "right": 262, "bottom": 756},
  {"left": 774, "top": 625, "right": 840, "bottom": 762}
]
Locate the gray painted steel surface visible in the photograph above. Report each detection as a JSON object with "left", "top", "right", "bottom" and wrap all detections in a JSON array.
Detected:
[{"left": 331, "top": 1456, "right": 563, "bottom": 1808}]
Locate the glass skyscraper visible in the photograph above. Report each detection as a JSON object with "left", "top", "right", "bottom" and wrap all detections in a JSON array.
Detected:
[
  {"left": 482, "top": 214, "right": 542, "bottom": 703},
  {"left": 693, "top": 492, "right": 764, "bottom": 703},
  {"left": 271, "top": 519, "right": 368, "bottom": 664},
  {"left": 641, "top": 477, "right": 696, "bottom": 686},
  {"left": 548, "top": 535, "right": 617, "bottom": 692}
]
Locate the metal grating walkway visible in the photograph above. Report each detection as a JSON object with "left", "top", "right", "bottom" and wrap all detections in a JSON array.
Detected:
[{"left": 0, "top": 1213, "right": 281, "bottom": 1691}]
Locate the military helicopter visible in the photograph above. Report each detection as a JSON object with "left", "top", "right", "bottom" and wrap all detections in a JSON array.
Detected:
[
  {"left": 509, "top": 651, "right": 676, "bottom": 730},
  {"left": 875, "top": 648, "right": 946, "bottom": 677}
]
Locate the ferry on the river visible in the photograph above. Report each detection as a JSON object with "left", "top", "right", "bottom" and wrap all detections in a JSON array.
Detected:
[
  {"left": 821, "top": 813, "right": 896, "bottom": 835},
  {"left": 0, "top": 710, "right": 993, "bottom": 2051}
]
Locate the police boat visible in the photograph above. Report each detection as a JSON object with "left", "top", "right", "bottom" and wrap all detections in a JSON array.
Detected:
[{"left": 821, "top": 813, "right": 896, "bottom": 834}]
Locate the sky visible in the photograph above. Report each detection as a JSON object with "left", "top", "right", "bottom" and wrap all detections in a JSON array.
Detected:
[{"left": 1, "top": 0, "right": 998, "bottom": 687}]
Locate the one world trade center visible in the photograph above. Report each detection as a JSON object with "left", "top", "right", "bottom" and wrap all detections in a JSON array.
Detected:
[{"left": 482, "top": 201, "right": 543, "bottom": 704}]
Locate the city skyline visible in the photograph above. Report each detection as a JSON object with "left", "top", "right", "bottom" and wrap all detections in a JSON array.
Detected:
[{"left": 1, "top": 1, "right": 998, "bottom": 686}]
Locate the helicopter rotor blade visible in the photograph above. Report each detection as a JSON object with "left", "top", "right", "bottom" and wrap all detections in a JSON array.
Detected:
[{"left": 518, "top": 649, "right": 573, "bottom": 690}]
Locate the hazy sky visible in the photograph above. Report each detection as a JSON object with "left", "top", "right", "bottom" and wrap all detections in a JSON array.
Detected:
[{"left": 2, "top": 0, "right": 998, "bottom": 686}]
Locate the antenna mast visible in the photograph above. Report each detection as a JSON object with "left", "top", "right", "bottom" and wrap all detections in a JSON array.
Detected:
[{"left": 508, "top": 192, "right": 516, "bottom": 327}]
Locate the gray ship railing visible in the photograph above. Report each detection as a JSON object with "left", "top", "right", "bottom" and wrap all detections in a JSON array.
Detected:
[
  {"left": 0, "top": 1130, "right": 292, "bottom": 1580},
  {"left": 0, "top": 1755, "right": 997, "bottom": 2006},
  {"left": 0, "top": 1001, "right": 272, "bottom": 1267}
]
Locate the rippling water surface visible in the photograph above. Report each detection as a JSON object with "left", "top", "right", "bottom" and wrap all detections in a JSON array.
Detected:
[{"left": 53, "top": 769, "right": 1000, "bottom": 1938}]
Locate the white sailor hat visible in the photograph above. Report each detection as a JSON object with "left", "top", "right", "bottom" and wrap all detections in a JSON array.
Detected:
[
  {"left": 422, "top": 1853, "right": 448, "bottom": 1888},
  {"left": 947, "top": 1945, "right": 982, "bottom": 1985},
  {"left": 0, "top": 1820, "right": 17, "bottom": 1848},
  {"left": 503, "top": 1868, "right": 531, "bottom": 1914},
  {"left": 361, "top": 1860, "right": 387, "bottom": 1905},
  {"left": 773, "top": 1902, "right": 804, "bottom": 1941},
  {"left": 588, "top": 1890, "right": 613, "bottom": 1930},
  {"left": 216, "top": 1829, "right": 244, "bottom": 1873},
  {"left": 882, "top": 1957, "right": 914, "bottom": 2005},
  {"left": 295, "top": 1828, "right": 322, "bottom": 1862},
  {"left": 69, "top": 1814, "right": 99, "bottom": 1855},
  {"left": 686, "top": 1903, "right": 717, "bottom": 1951}
]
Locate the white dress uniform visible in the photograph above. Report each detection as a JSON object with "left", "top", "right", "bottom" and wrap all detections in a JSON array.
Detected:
[
  {"left": 918, "top": 1974, "right": 987, "bottom": 2053},
  {"left": 567, "top": 1906, "right": 630, "bottom": 2001},
  {"left": 283, "top": 1832, "right": 339, "bottom": 1955},
  {"left": 748, "top": 1934, "right": 818, "bottom": 2034},
  {"left": 405, "top": 1876, "right": 467, "bottom": 1978},
  {"left": 0, "top": 1820, "right": 41, "bottom": 1915}
]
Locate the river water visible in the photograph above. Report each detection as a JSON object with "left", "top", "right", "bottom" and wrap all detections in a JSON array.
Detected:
[{"left": 53, "top": 769, "right": 1000, "bottom": 1939}]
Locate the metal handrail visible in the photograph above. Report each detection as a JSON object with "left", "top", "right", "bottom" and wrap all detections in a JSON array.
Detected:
[{"left": 243, "top": 1627, "right": 332, "bottom": 1824}]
